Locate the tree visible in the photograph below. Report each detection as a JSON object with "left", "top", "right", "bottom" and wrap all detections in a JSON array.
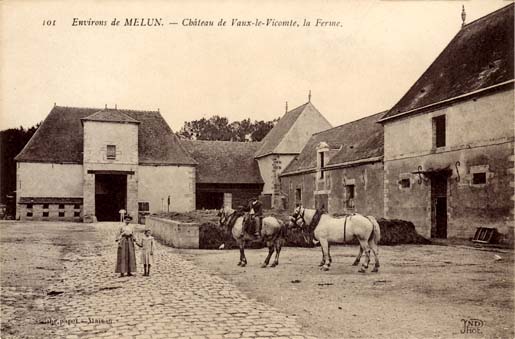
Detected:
[{"left": 177, "top": 116, "right": 279, "bottom": 142}]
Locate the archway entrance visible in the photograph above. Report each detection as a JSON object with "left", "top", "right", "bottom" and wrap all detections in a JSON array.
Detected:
[{"left": 95, "top": 174, "right": 127, "bottom": 221}]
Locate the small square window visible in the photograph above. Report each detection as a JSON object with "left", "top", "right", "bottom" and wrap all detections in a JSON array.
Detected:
[
  {"left": 58, "top": 204, "right": 65, "bottom": 209},
  {"left": 43, "top": 204, "right": 49, "bottom": 209},
  {"left": 106, "top": 145, "right": 116, "bottom": 160},
  {"left": 26, "top": 212, "right": 33, "bottom": 217},
  {"left": 472, "top": 173, "right": 486, "bottom": 185},
  {"left": 74, "top": 204, "right": 81, "bottom": 210},
  {"left": 138, "top": 202, "right": 150, "bottom": 212},
  {"left": 42, "top": 211, "right": 49, "bottom": 217},
  {"left": 58, "top": 211, "right": 65, "bottom": 217},
  {"left": 74, "top": 211, "right": 81, "bottom": 217},
  {"left": 400, "top": 178, "right": 410, "bottom": 188},
  {"left": 26, "top": 204, "right": 33, "bottom": 209}
]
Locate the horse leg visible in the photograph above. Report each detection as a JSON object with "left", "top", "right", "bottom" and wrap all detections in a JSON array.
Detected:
[
  {"left": 262, "top": 242, "right": 274, "bottom": 268},
  {"left": 352, "top": 245, "right": 363, "bottom": 266},
  {"left": 358, "top": 239, "right": 371, "bottom": 273},
  {"left": 369, "top": 239, "right": 380, "bottom": 273},
  {"left": 240, "top": 241, "right": 247, "bottom": 267},
  {"left": 237, "top": 241, "right": 244, "bottom": 266},
  {"left": 320, "top": 239, "right": 330, "bottom": 271},
  {"left": 271, "top": 240, "right": 282, "bottom": 267},
  {"left": 327, "top": 244, "right": 332, "bottom": 267}
]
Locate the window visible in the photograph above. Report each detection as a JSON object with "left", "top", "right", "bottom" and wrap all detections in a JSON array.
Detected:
[
  {"left": 58, "top": 204, "right": 65, "bottom": 209},
  {"left": 42, "top": 211, "right": 49, "bottom": 217},
  {"left": 346, "top": 185, "right": 355, "bottom": 208},
  {"left": 73, "top": 204, "right": 81, "bottom": 210},
  {"left": 43, "top": 204, "right": 49, "bottom": 209},
  {"left": 319, "top": 152, "right": 325, "bottom": 179},
  {"left": 472, "top": 173, "right": 486, "bottom": 185},
  {"left": 74, "top": 211, "right": 81, "bottom": 217},
  {"left": 400, "top": 178, "right": 410, "bottom": 188},
  {"left": 138, "top": 202, "right": 150, "bottom": 212},
  {"left": 106, "top": 145, "right": 116, "bottom": 160},
  {"left": 26, "top": 204, "right": 33, "bottom": 209},
  {"left": 433, "top": 115, "right": 446, "bottom": 148},
  {"left": 295, "top": 188, "right": 302, "bottom": 204},
  {"left": 26, "top": 212, "right": 33, "bottom": 217},
  {"left": 58, "top": 211, "right": 65, "bottom": 217}
]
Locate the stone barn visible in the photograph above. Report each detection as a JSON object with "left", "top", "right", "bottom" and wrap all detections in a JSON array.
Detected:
[
  {"left": 280, "top": 111, "right": 385, "bottom": 217},
  {"left": 181, "top": 140, "right": 264, "bottom": 210},
  {"left": 15, "top": 105, "right": 197, "bottom": 221},
  {"left": 378, "top": 3, "right": 514, "bottom": 242},
  {"left": 254, "top": 98, "right": 332, "bottom": 209}
]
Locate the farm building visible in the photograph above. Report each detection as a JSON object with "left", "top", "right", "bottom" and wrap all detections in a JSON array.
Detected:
[
  {"left": 254, "top": 98, "right": 332, "bottom": 209},
  {"left": 378, "top": 3, "right": 514, "bottom": 242},
  {"left": 15, "top": 106, "right": 197, "bottom": 221},
  {"left": 280, "top": 111, "right": 385, "bottom": 217},
  {"left": 180, "top": 140, "right": 263, "bottom": 210}
]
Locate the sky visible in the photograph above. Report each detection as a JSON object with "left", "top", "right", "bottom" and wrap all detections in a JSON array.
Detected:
[{"left": 0, "top": 0, "right": 511, "bottom": 132}]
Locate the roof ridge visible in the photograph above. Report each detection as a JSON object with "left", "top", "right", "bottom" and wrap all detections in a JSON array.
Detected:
[
  {"left": 463, "top": 2, "right": 513, "bottom": 29},
  {"left": 55, "top": 105, "right": 159, "bottom": 113},
  {"left": 312, "top": 110, "right": 387, "bottom": 136}
]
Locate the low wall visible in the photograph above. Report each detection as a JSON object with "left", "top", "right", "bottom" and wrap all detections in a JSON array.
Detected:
[{"left": 146, "top": 216, "right": 199, "bottom": 249}]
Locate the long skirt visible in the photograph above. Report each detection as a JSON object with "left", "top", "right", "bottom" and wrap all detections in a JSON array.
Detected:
[{"left": 115, "top": 236, "right": 137, "bottom": 273}]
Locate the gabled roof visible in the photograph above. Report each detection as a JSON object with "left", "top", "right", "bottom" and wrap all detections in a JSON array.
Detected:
[
  {"left": 181, "top": 140, "right": 264, "bottom": 184},
  {"left": 81, "top": 110, "right": 139, "bottom": 124},
  {"left": 281, "top": 111, "right": 385, "bottom": 176},
  {"left": 381, "top": 3, "right": 514, "bottom": 122},
  {"left": 15, "top": 106, "right": 196, "bottom": 165},
  {"left": 254, "top": 101, "right": 331, "bottom": 158}
]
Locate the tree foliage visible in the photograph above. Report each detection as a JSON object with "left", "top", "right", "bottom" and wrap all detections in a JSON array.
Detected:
[
  {"left": 177, "top": 115, "right": 279, "bottom": 142},
  {"left": 0, "top": 124, "right": 40, "bottom": 205}
]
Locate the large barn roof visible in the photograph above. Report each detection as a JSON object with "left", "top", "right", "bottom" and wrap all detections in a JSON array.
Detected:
[
  {"left": 281, "top": 111, "right": 385, "bottom": 176},
  {"left": 181, "top": 140, "right": 264, "bottom": 184},
  {"left": 254, "top": 101, "right": 330, "bottom": 158},
  {"left": 15, "top": 106, "right": 196, "bottom": 165},
  {"left": 381, "top": 3, "right": 514, "bottom": 122}
]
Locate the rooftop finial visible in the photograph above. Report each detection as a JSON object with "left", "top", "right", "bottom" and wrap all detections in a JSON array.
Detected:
[
  {"left": 285, "top": 101, "right": 288, "bottom": 113},
  {"left": 461, "top": 5, "right": 466, "bottom": 28},
  {"left": 308, "top": 90, "right": 312, "bottom": 102},
  {"left": 105, "top": 104, "right": 107, "bottom": 109},
  {"left": 115, "top": 104, "right": 117, "bottom": 109},
  {"left": 54, "top": 102, "right": 56, "bottom": 107}
]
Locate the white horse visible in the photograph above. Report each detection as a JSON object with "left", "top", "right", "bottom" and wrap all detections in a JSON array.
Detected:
[
  {"left": 289, "top": 205, "right": 381, "bottom": 273},
  {"left": 218, "top": 207, "right": 288, "bottom": 268}
]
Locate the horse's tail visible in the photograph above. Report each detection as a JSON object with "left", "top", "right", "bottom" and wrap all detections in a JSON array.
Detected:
[{"left": 367, "top": 216, "right": 381, "bottom": 245}]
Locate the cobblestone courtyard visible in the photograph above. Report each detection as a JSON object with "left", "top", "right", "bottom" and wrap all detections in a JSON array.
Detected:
[{"left": 1, "top": 222, "right": 315, "bottom": 339}]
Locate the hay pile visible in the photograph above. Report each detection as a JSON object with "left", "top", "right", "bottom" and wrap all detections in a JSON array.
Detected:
[{"left": 377, "top": 218, "right": 431, "bottom": 245}]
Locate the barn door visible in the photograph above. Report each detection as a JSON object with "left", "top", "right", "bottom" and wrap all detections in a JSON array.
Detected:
[{"left": 431, "top": 175, "right": 448, "bottom": 238}]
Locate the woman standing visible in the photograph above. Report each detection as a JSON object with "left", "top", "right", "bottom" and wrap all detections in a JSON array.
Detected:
[{"left": 115, "top": 215, "right": 137, "bottom": 277}]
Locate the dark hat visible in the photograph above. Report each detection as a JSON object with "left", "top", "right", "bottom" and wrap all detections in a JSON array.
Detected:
[{"left": 124, "top": 215, "right": 133, "bottom": 221}]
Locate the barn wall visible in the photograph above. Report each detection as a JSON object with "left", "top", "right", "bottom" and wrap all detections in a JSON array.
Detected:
[
  {"left": 16, "top": 162, "right": 83, "bottom": 220},
  {"left": 138, "top": 165, "right": 195, "bottom": 213},
  {"left": 383, "top": 89, "right": 515, "bottom": 242},
  {"left": 281, "top": 161, "right": 384, "bottom": 217},
  {"left": 196, "top": 183, "right": 263, "bottom": 210}
]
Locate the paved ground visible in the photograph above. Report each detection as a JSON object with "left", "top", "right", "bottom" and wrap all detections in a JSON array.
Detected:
[{"left": 1, "top": 222, "right": 315, "bottom": 339}]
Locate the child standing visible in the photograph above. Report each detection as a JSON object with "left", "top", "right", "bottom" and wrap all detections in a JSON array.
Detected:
[{"left": 136, "top": 229, "right": 154, "bottom": 276}]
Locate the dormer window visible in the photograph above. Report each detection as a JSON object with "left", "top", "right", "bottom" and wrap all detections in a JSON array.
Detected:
[
  {"left": 319, "top": 152, "right": 325, "bottom": 178},
  {"left": 106, "top": 145, "right": 116, "bottom": 160},
  {"left": 317, "top": 141, "right": 329, "bottom": 180}
]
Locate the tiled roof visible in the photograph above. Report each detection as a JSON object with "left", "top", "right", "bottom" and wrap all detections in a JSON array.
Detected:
[
  {"left": 281, "top": 111, "right": 385, "bottom": 175},
  {"left": 254, "top": 102, "right": 330, "bottom": 158},
  {"left": 381, "top": 3, "right": 514, "bottom": 121},
  {"left": 15, "top": 106, "right": 196, "bottom": 165},
  {"left": 81, "top": 110, "right": 139, "bottom": 124},
  {"left": 181, "top": 140, "right": 264, "bottom": 184}
]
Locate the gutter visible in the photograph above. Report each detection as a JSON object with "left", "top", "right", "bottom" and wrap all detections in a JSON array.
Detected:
[
  {"left": 280, "top": 155, "right": 383, "bottom": 177},
  {"left": 378, "top": 80, "right": 514, "bottom": 123}
]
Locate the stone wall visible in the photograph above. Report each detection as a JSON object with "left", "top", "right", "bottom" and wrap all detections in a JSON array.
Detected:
[{"left": 146, "top": 216, "right": 199, "bottom": 249}]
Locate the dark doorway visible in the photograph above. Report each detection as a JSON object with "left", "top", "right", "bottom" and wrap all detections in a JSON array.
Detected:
[
  {"left": 431, "top": 174, "right": 448, "bottom": 238},
  {"left": 95, "top": 174, "right": 127, "bottom": 221},
  {"left": 196, "top": 192, "right": 224, "bottom": 210}
]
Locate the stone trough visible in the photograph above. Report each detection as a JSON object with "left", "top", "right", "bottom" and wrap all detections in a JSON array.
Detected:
[{"left": 145, "top": 216, "right": 199, "bottom": 249}]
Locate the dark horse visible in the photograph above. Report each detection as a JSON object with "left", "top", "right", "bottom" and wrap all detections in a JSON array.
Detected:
[{"left": 218, "top": 207, "right": 288, "bottom": 268}]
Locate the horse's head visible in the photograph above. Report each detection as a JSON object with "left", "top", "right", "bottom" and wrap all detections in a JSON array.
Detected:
[{"left": 289, "top": 205, "right": 306, "bottom": 229}]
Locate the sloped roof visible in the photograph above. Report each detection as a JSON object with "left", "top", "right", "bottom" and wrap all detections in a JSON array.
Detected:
[
  {"left": 181, "top": 140, "right": 264, "bottom": 184},
  {"left": 15, "top": 106, "right": 196, "bottom": 165},
  {"left": 281, "top": 111, "right": 385, "bottom": 175},
  {"left": 381, "top": 3, "right": 514, "bottom": 121},
  {"left": 81, "top": 110, "right": 139, "bottom": 124},
  {"left": 254, "top": 101, "right": 330, "bottom": 158}
]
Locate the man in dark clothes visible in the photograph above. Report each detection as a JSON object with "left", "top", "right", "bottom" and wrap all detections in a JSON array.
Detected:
[{"left": 249, "top": 197, "right": 263, "bottom": 237}]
